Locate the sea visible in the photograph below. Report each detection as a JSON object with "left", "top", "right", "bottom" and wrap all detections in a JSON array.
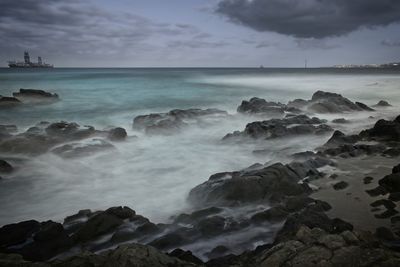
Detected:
[{"left": 0, "top": 67, "right": 399, "bottom": 227}]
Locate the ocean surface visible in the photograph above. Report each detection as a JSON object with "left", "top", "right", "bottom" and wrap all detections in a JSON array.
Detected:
[{"left": 0, "top": 68, "right": 399, "bottom": 226}]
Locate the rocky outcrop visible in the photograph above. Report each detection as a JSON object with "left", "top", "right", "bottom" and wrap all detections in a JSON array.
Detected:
[
  {"left": 0, "top": 121, "right": 127, "bottom": 155},
  {"left": 287, "top": 91, "right": 374, "bottom": 114},
  {"left": 223, "top": 115, "right": 332, "bottom": 141},
  {"left": 13, "top": 89, "right": 59, "bottom": 103},
  {"left": 360, "top": 115, "right": 400, "bottom": 142},
  {"left": 188, "top": 157, "right": 331, "bottom": 207},
  {"left": 133, "top": 108, "right": 227, "bottom": 135},
  {"left": 374, "top": 100, "right": 392, "bottom": 107},
  {"left": 237, "top": 97, "right": 300, "bottom": 116}
]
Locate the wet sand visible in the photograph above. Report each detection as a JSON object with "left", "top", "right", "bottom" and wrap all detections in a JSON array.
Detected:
[{"left": 312, "top": 155, "right": 399, "bottom": 231}]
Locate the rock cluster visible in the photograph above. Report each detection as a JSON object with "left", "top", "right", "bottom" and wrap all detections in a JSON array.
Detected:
[{"left": 0, "top": 121, "right": 127, "bottom": 156}]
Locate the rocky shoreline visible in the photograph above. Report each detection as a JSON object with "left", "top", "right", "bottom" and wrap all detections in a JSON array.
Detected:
[{"left": 1, "top": 90, "right": 400, "bottom": 266}]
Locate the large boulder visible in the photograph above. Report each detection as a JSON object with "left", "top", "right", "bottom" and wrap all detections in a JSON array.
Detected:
[
  {"left": 359, "top": 115, "right": 400, "bottom": 141},
  {"left": 188, "top": 158, "right": 329, "bottom": 207},
  {"left": 73, "top": 207, "right": 135, "bottom": 243}
]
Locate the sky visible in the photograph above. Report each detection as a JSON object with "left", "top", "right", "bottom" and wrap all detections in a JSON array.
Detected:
[{"left": 1, "top": 0, "right": 400, "bottom": 67}]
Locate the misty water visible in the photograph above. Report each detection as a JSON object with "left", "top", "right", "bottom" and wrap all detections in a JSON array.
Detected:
[{"left": 0, "top": 68, "right": 400, "bottom": 227}]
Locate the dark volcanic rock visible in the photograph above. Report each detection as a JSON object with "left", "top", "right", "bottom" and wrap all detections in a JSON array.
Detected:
[
  {"left": 72, "top": 206, "right": 135, "bottom": 243},
  {"left": 308, "top": 91, "right": 366, "bottom": 113},
  {"left": 333, "top": 181, "right": 349, "bottom": 190},
  {"left": 223, "top": 115, "right": 332, "bottom": 141},
  {"left": 0, "top": 96, "right": 21, "bottom": 107},
  {"left": 133, "top": 108, "right": 227, "bottom": 135},
  {"left": 107, "top": 127, "right": 127, "bottom": 141},
  {"left": 51, "top": 139, "right": 114, "bottom": 158},
  {"left": 374, "top": 100, "right": 392, "bottom": 107},
  {"left": 188, "top": 158, "right": 328, "bottom": 207},
  {"left": 0, "top": 220, "right": 40, "bottom": 248},
  {"left": 251, "top": 206, "right": 289, "bottom": 224},
  {"left": 0, "top": 159, "right": 13, "bottom": 173},
  {"left": 237, "top": 97, "right": 286, "bottom": 116},
  {"left": 355, "top": 101, "right": 375, "bottom": 111},
  {"left": 13, "top": 88, "right": 59, "bottom": 103},
  {"left": 359, "top": 115, "right": 400, "bottom": 141},
  {"left": 322, "top": 130, "right": 359, "bottom": 148},
  {"left": 169, "top": 248, "right": 203, "bottom": 265}
]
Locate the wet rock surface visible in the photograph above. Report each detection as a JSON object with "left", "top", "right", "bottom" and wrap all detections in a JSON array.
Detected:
[
  {"left": 0, "top": 121, "right": 127, "bottom": 155},
  {"left": 133, "top": 108, "right": 227, "bottom": 135},
  {"left": 13, "top": 89, "right": 59, "bottom": 103},
  {"left": 223, "top": 115, "right": 333, "bottom": 141}
]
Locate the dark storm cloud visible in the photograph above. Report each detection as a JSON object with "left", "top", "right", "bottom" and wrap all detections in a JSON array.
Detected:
[
  {"left": 0, "top": 0, "right": 216, "bottom": 64},
  {"left": 216, "top": 0, "right": 400, "bottom": 38}
]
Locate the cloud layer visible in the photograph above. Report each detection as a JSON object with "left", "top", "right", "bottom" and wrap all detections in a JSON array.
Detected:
[{"left": 216, "top": 0, "right": 400, "bottom": 38}]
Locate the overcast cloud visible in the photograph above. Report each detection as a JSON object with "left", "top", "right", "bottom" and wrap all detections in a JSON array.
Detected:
[{"left": 0, "top": 0, "right": 399, "bottom": 67}]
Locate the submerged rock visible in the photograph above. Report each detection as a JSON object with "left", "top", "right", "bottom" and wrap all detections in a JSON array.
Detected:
[
  {"left": 133, "top": 108, "right": 227, "bottom": 135},
  {"left": 0, "top": 96, "right": 21, "bottom": 108},
  {"left": 51, "top": 139, "right": 114, "bottom": 158},
  {"left": 13, "top": 88, "right": 59, "bottom": 103}
]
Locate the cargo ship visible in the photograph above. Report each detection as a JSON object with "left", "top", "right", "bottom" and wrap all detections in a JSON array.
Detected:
[{"left": 8, "top": 51, "right": 53, "bottom": 68}]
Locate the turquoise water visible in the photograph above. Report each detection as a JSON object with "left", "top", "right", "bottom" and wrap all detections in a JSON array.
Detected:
[
  {"left": 0, "top": 68, "right": 399, "bottom": 226},
  {"left": 1, "top": 68, "right": 400, "bottom": 127}
]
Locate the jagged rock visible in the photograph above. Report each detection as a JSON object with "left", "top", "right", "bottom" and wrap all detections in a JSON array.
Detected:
[
  {"left": 223, "top": 115, "right": 332, "bottom": 141},
  {"left": 356, "top": 101, "right": 375, "bottom": 111},
  {"left": 188, "top": 160, "right": 325, "bottom": 206},
  {"left": 51, "top": 139, "right": 114, "bottom": 158},
  {"left": 308, "top": 91, "right": 366, "bottom": 113},
  {"left": 133, "top": 108, "right": 227, "bottom": 135},
  {"left": 0, "top": 220, "right": 40, "bottom": 248},
  {"left": 360, "top": 115, "right": 400, "bottom": 141},
  {"left": 318, "top": 234, "right": 345, "bottom": 249},
  {"left": 237, "top": 97, "right": 286, "bottom": 115},
  {"left": 322, "top": 130, "right": 359, "bottom": 148},
  {"left": 173, "top": 207, "right": 223, "bottom": 224},
  {"left": 45, "top": 122, "right": 95, "bottom": 140},
  {"left": 107, "top": 127, "right": 127, "bottom": 141},
  {"left": 73, "top": 207, "right": 135, "bottom": 243}
]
